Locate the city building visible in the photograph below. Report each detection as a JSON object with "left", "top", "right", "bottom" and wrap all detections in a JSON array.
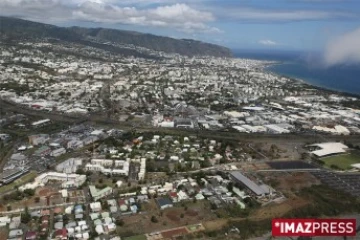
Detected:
[{"left": 89, "top": 185, "right": 113, "bottom": 201}]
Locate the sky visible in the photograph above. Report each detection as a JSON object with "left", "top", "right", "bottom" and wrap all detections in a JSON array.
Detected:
[{"left": 1, "top": 0, "right": 360, "bottom": 65}]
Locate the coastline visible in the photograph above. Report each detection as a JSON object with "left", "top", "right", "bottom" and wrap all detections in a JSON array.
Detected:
[
  {"left": 233, "top": 50, "right": 359, "bottom": 98},
  {"left": 262, "top": 62, "right": 360, "bottom": 98}
]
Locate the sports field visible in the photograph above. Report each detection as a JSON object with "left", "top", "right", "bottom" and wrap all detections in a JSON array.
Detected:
[{"left": 321, "top": 153, "right": 360, "bottom": 170}]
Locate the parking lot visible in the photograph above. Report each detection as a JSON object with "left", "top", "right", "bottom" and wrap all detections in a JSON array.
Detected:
[{"left": 311, "top": 171, "right": 360, "bottom": 197}]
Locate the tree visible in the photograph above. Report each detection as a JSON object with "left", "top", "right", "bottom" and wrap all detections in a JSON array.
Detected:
[
  {"left": 227, "top": 182, "right": 234, "bottom": 192},
  {"left": 23, "top": 189, "right": 35, "bottom": 196},
  {"left": 151, "top": 216, "right": 158, "bottom": 223},
  {"left": 76, "top": 169, "right": 85, "bottom": 175},
  {"left": 102, "top": 201, "right": 109, "bottom": 211},
  {"left": 21, "top": 207, "right": 31, "bottom": 224},
  {"left": 116, "top": 219, "right": 124, "bottom": 226},
  {"left": 63, "top": 215, "right": 69, "bottom": 224},
  {"left": 210, "top": 203, "right": 217, "bottom": 210}
]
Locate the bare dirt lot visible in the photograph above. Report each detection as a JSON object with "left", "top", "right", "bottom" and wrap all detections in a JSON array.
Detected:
[
  {"left": 0, "top": 227, "right": 7, "bottom": 240},
  {"left": 38, "top": 186, "right": 56, "bottom": 197},
  {"left": 117, "top": 200, "right": 216, "bottom": 237},
  {"left": 203, "top": 219, "right": 229, "bottom": 231},
  {"left": 251, "top": 197, "right": 309, "bottom": 220},
  {"left": 260, "top": 172, "right": 320, "bottom": 193}
]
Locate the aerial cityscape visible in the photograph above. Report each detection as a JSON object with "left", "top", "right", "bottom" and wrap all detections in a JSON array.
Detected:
[{"left": 0, "top": 0, "right": 360, "bottom": 239}]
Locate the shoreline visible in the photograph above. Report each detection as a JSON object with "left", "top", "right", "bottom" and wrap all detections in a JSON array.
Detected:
[
  {"left": 233, "top": 51, "right": 359, "bottom": 98},
  {"left": 262, "top": 62, "right": 360, "bottom": 98}
]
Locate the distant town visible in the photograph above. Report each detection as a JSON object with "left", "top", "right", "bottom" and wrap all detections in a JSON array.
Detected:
[{"left": 1, "top": 41, "right": 359, "bottom": 135}]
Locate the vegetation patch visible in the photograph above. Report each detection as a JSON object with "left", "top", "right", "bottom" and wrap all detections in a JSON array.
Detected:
[
  {"left": 320, "top": 152, "right": 360, "bottom": 170},
  {"left": 286, "top": 184, "right": 360, "bottom": 218}
]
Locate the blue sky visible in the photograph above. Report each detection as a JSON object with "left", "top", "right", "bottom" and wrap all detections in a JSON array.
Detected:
[{"left": 1, "top": 0, "right": 360, "bottom": 52}]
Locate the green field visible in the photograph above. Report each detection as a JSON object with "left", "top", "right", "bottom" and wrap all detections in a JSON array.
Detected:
[{"left": 321, "top": 153, "right": 360, "bottom": 170}]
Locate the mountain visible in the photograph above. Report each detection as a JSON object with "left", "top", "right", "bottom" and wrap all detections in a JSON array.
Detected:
[{"left": 0, "top": 17, "right": 232, "bottom": 57}]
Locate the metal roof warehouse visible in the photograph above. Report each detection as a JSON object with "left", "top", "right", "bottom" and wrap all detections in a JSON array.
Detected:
[
  {"left": 230, "top": 171, "right": 267, "bottom": 196},
  {"left": 310, "top": 142, "right": 348, "bottom": 157}
]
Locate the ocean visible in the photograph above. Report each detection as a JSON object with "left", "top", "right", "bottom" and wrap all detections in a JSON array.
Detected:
[{"left": 233, "top": 49, "right": 360, "bottom": 96}]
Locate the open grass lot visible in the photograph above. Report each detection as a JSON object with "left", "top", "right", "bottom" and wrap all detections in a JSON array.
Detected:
[{"left": 321, "top": 152, "right": 360, "bottom": 170}]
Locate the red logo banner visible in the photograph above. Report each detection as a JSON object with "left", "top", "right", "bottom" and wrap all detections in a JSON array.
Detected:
[{"left": 272, "top": 218, "right": 356, "bottom": 237}]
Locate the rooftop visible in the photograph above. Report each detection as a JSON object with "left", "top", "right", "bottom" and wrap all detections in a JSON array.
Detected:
[
  {"left": 310, "top": 142, "right": 348, "bottom": 157},
  {"left": 230, "top": 171, "right": 267, "bottom": 196},
  {"left": 156, "top": 197, "right": 173, "bottom": 207},
  {"left": 89, "top": 185, "right": 112, "bottom": 198}
]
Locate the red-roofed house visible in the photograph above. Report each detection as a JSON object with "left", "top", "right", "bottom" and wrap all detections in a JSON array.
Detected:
[
  {"left": 40, "top": 222, "right": 49, "bottom": 233},
  {"left": 41, "top": 209, "right": 50, "bottom": 216},
  {"left": 55, "top": 228, "right": 67, "bottom": 240},
  {"left": 169, "top": 192, "right": 178, "bottom": 203},
  {"left": 25, "top": 231, "right": 37, "bottom": 240},
  {"left": 41, "top": 215, "right": 49, "bottom": 223}
]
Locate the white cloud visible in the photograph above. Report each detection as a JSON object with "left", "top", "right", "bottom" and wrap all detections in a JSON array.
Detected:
[
  {"left": 324, "top": 27, "right": 360, "bottom": 66},
  {"left": 0, "top": 0, "right": 219, "bottom": 33},
  {"left": 258, "top": 40, "right": 277, "bottom": 46},
  {"left": 215, "top": 7, "right": 356, "bottom": 22}
]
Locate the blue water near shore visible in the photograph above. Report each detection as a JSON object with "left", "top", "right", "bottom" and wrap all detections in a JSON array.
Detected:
[{"left": 233, "top": 49, "right": 360, "bottom": 96}]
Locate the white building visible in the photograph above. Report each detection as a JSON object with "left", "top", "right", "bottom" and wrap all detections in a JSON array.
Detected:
[
  {"left": 90, "top": 202, "right": 102, "bottom": 212},
  {"left": 19, "top": 172, "right": 86, "bottom": 190},
  {"left": 89, "top": 186, "right": 113, "bottom": 201},
  {"left": 51, "top": 147, "right": 66, "bottom": 157},
  {"left": 85, "top": 159, "right": 129, "bottom": 176},
  {"left": 310, "top": 142, "right": 348, "bottom": 157},
  {"left": 31, "top": 119, "right": 50, "bottom": 127},
  {"left": 67, "top": 139, "right": 84, "bottom": 149}
]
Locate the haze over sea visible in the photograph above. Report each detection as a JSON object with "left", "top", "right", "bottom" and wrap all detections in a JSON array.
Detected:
[{"left": 234, "top": 49, "right": 360, "bottom": 96}]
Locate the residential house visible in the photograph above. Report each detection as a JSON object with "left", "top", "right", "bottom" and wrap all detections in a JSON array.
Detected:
[
  {"left": 8, "top": 229, "right": 23, "bottom": 239},
  {"left": 25, "top": 231, "right": 37, "bottom": 240},
  {"left": 156, "top": 197, "right": 173, "bottom": 210},
  {"left": 90, "top": 202, "right": 102, "bottom": 212},
  {"left": 55, "top": 228, "right": 67, "bottom": 240},
  {"left": 169, "top": 192, "right": 178, "bottom": 203}
]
